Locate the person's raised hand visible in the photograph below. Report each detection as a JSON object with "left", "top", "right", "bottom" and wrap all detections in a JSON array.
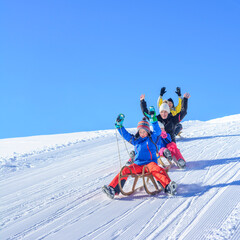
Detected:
[
  {"left": 115, "top": 114, "right": 125, "bottom": 128},
  {"left": 183, "top": 93, "right": 191, "bottom": 99},
  {"left": 140, "top": 94, "right": 145, "bottom": 101},
  {"left": 160, "top": 87, "right": 166, "bottom": 96},
  {"left": 175, "top": 87, "right": 181, "bottom": 97}
]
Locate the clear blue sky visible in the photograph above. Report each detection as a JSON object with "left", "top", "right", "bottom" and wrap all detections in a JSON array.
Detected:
[{"left": 1, "top": 0, "right": 240, "bottom": 139}]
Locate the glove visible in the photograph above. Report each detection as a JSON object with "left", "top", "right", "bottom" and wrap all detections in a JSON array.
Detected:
[
  {"left": 115, "top": 113, "right": 125, "bottom": 128},
  {"left": 161, "top": 131, "right": 167, "bottom": 139},
  {"left": 175, "top": 87, "right": 181, "bottom": 97},
  {"left": 145, "top": 106, "right": 158, "bottom": 123},
  {"left": 160, "top": 87, "right": 166, "bottom": 96}
]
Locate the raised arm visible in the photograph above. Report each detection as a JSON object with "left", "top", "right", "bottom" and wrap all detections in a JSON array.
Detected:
[
  {"left": 140, "top": 94, "right": 150, "bottom": 120},
  {"left": 115, "top": 114, "right": 136, "bottom": 145},
  {"left": 157, "top": 87, "right": 166, "bottom": 109},
  {"left": 117, "top": 127, "right": 135, "bottom": 144},
  {"left": 157, "top": 96, "right": 163, "bottom": 109},
  {"left": 173, "top": 93, "right": 190, "bottom": 123},
  {"left": 175, "top": 97, "right": 182, "bottom": 114},
  {"left": 145, "top": 106, "right": 161, "bottom": 137},
  {"left": 174, "top": 87, "right": 182, "bottom": 114}
]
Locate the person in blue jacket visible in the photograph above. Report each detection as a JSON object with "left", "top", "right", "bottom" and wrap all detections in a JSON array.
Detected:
[
  {"left": 102, "top": 107, "right": 177, "bottom": 199},
  {"left": 126, "top": 110, "right": 172, "bottom": 166}
]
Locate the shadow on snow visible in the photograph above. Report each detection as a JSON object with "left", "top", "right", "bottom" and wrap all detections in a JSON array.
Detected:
[
  {"left": 115, "top": 156, "right": 240, "bottom": 200},
  {"left": 186, "top": 156, "right": 240, "bottom": 170},
  {"left": 177, "top": 180, "right": 240, "bottom": 198},
  {"left": 177, "top": 134, "right": 240, "bottom": 142}
]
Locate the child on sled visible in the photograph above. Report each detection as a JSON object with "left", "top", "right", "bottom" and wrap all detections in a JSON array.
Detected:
[
  {"left": 102, "top": 108, "right": 177, "bottom": 199},
  {"left": 128, "top": 121, "right": 187, "bottom": 169},
  {"left": 157, "top": 122, "right": 186, "bottom": 169},
  {"left": 140, "top": 93, "right": 191, "bottom": 168}
]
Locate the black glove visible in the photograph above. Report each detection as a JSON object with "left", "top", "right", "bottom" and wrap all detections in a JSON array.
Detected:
[
  {"left": 175, "top": 87, "right": 181, "bottom": 97},
  {"left": 160, "top": 87, "right": 166, "bottom": 96}
]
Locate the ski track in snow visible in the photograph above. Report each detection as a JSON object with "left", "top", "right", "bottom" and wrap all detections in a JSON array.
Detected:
[{"left": 0, "top": 115, "right": 240, "bottom": 240}]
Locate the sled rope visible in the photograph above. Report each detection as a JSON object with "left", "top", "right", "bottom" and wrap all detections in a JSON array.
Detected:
[
  {"left": 115, "top": 129, "right": 122, "bottom": 169},
  {"left": 119, "top": 127, "right": 131, "bottom": 157},
  {"left": 118, "top": 127, "right": 139, "bottom": 174},
  {"left": 116, "top": 128, "right": 139, "bottom": 174}
]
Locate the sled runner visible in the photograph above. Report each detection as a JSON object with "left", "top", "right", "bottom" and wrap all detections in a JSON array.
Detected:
[
  {"left": 158, "top": 155, "right": 178, "bottom": 170},
  {"left": 158, "top": 155, "right": 186, "bottom": 170},
  {"left": 118, "top": 165, "right": 162, "bottom": 196},
  {"left": 177, "top": 131, "right": 183, "bottom": 138},
  {"left": 158, "top": 155, "right": 172, "bottom": 169}
]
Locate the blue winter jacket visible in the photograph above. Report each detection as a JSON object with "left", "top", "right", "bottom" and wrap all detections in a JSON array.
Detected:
[{"left": 117, "top": 121, "right": 167, "bottom": 166}]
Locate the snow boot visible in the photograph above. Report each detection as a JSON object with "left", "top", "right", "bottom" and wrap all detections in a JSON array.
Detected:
[
  {"left": 163, "top": 148, "right": 173, "bottom": 162},
  {"left": 102, "top": 185, "right": 115, "bottom": 199},
  {"left": 177, "top": 159, "right": 186, "bottom": 169},
  {"left": 165, "top": 181, "right": 177, "bottom": 195}
]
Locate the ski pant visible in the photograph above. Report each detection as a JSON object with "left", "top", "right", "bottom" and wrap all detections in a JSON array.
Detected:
[
  {"left": 166, "top": 142, "right": 185, "bottom": 161},
  {"left": 109, "top": 162, "right": 171, "bottom": 194}
]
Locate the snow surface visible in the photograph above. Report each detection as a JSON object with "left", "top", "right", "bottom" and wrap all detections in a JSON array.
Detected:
[{"left": 1, "top": 114, "right": 240, "bottom": 240}]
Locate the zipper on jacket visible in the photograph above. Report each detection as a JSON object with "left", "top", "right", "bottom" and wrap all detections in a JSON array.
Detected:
[{"left": 147, "top": 143, "right": 152, "bottom": 160}]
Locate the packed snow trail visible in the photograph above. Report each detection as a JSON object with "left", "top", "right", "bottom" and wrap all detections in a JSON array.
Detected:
[{"left": 0, "top": 115, "right": 240, "bottom": 240}]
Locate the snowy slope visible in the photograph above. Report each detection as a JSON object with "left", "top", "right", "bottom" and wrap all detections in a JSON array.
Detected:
[{"left": 0, "top": 115, "right": 240, "bottom": 240}]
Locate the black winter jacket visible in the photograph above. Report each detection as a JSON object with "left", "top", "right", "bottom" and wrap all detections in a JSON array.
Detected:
[{"left": 140, "top": 97, "right": 188, "bottom": 142}]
